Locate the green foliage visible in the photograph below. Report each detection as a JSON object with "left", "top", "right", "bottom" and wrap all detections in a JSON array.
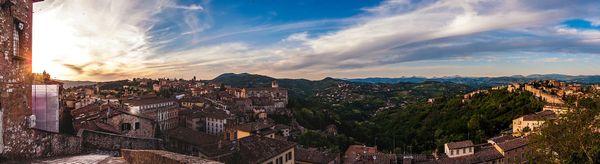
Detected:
[
  {"left": 529, "top": 107, "right": 600, "bottom": 164},
  {"left": 296, "top": 130, "right": 355, "bottom": 153},
  {"left": 291, "top": 88, "right": 544, "bottom": 154},
  {"left": 365, "top": 90, "right": 544, "bottom": 152}
]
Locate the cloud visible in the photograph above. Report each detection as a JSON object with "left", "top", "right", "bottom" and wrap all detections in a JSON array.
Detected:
[
  {"left": 142, "top": 0, "right": 600, "bottom": 79},
  {"left": 34, "top": 0, "right": 600, "bottom": 80},
  {"left": 33, "top": 0, "right": 213, "bottom": 81},
  {"left": 170, "top": 4, "right": 204, "bottom": 11}
]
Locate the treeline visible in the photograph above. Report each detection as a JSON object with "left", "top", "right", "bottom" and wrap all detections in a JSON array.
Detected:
[{"left": 291, "top": 89, "right": 545, "bottom": 153}]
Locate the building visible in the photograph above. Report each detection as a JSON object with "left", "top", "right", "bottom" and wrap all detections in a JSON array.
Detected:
[
  {"left": 107, "top": 108, "right": 156, "bottom": 138},
  {"left": 124, "top": 97, "right": 180, "bottom": 132},
  {"left": 343, "top": 145, "right": 396, "bottom": 164},
  {"left": 435, "top": 143, "right": 503, "bottom": 164},
  {"left": 431, "top": 136, "right": 528, "bottom": 164},
  {"left": 216, "top": 135, "right": 296, "bottom": 164},
  {"left": 512, "top": 110, "right": 556, "bottom": 136},
  {"left": 0, "top": 0, "right": 47, "bottom": 158},
  {"left": 178, "top": 97, "right": 208, "bottom": 109},
  {"left": 542, "top": 104, "right": 570, "bottom": 115},
  {"left": 444, "top": 140, "right": 474, "bottom": 158},
  {"left": 492, "top": 137, "right": 529, "bottom": 163},
  {"left": 178, "top": 108, "right": 205, "bottom": 132},
  {"left": 295, "top": 147, "right": 340, "bottom": 164},
  {"left": 224, "top": 121, "right": 275, "bottom": 140},
  {"left": 203, "top": 107, "right": 230, "bottom": 135},
  {"left": 72, "top": 103, "right": 156, "bottom": 138}
]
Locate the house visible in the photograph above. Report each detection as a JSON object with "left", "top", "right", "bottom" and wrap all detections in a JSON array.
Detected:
[
  {"left": 444, "top": 140, "right": 474, "bottom": 158},
  {"left": 492, "top": 137, "right": 529, "bottom": 163},
  {"left": 435, "top": 143, "right": 503, "bottom": 164},
  {"left": 512, "top": 110, "right": 556, "bottom": 136},
  {"left": 343, "top": 145, "right": 396, "bottom": 164},
  {"left": 433, "top": 135, "right": 529, "bottom": 164},
  {"left": 295, "top": 147, "right": 340, "bottom": 164},
  {"left": 72, "top": 103, "right": 156, "bottom": 138}
]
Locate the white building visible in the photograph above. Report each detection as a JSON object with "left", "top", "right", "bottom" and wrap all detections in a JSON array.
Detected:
[
  {"left": 444, "top": 140, "right": 474, "bottom": 158},
  {"left": 202, "top": 107, "right": 230, "bottom": 135}
]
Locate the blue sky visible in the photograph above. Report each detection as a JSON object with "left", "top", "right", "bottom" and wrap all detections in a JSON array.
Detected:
[{"left": 32, "top": 0, "right": 600, "bottom": 81}]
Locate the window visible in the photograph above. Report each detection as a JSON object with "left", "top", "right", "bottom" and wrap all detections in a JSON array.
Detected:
[
  {"left": 276, "top": 157, "right": 283, "bottom": 164},
  {"left": 463, "top": 148, "right": 465, "bottom": 154},
  {"left": 135, "top": 122, "right": 140, "bottom": 129},
  {"left": 121, "top": 123, "right": 132, "bottom": 131},
  {"left": 13, "top": 23, "right": 20, "bottom": 57},
  {"left": 286, "top": 152, "right": 292, "bottom": 161}
]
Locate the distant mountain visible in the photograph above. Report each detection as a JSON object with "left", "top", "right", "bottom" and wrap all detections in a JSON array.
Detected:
[
  {"left": 211, "top": 73, "right": 347, "bottom": 97},
  {"left": 346, "top": 74, "right": 600, "bottom": 87}
]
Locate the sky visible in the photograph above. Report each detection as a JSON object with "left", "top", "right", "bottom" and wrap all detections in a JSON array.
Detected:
[{"left": 32, "top": 0, "right": 600, "bottom": 81}]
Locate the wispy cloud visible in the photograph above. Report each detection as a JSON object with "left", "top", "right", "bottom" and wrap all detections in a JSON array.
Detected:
[
  {"left": 34, "top": 0, "right": 600, "bottom": 81},
  {"left": 170, "top": 4, "right": 204, "bottom": 11}
]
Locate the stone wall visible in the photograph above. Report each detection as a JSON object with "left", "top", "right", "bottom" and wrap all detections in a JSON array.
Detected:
[
  {"left": 79, "top": 130, "right": 163, "bottom": 152},
  {"left": 121, "top": 149, "right": 222, "bottom": 164},
  {"left": 0, "top": 0, "right": 35, "bottom": 159},
  {"left": 0, "top": 129, "right": 82, "bottom": 160}
]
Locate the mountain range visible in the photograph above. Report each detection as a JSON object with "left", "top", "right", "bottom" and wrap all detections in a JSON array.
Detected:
[{"left": 344, "top": 74, "right": 600, "bottom": 86}]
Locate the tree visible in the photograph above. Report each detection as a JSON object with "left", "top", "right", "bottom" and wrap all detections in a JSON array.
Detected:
[{"left": 529, "top": 108, "right": 600, "bottom": 163}]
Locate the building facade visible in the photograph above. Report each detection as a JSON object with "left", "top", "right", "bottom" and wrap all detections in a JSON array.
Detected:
[
  {"left": 0, "top": 0, "right": 45, "bottom": 158},
  {"left": 444, "top": 140, "right": 475, "bottom": 158},
  {"left": 512, "top": 110, "right": 556, "bottom": 136},
  {"left": 124, "top": 97, "right": 180, "bottom": 132}
]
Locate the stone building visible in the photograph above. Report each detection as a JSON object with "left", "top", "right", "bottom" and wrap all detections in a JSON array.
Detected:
[
  {"left": 72, "top": 102, "right": 156, "bottom": 138},
  {"left": 512, "top": 110, "right": 556, "bottom": 136},
  {"left": 0, "top": 0, "right": 78, "bottom": 159},
  {"left": 124, "top": 97, "right": 180, "bottom": 132}
]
